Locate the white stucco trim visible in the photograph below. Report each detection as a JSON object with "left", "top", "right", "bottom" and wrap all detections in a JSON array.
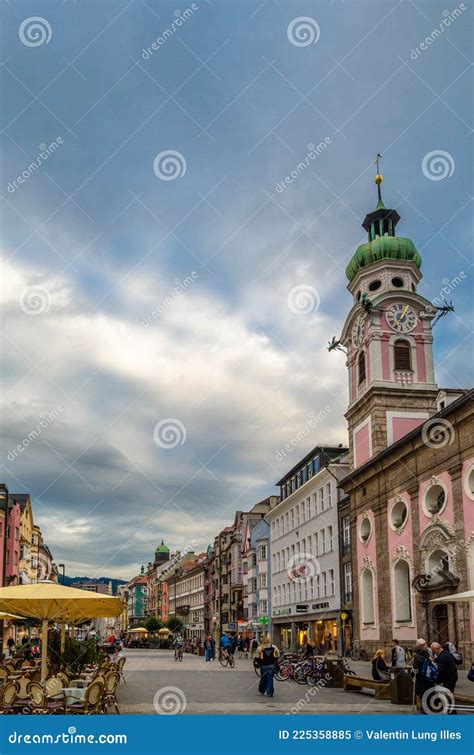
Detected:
[{"left": 463, "top": 462, "right": 474, "bottom": 502}]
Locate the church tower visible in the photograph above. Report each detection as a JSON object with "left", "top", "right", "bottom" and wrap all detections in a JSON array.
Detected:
[{"left": 341, "top": 162, "right": 439, "bottom": 469}]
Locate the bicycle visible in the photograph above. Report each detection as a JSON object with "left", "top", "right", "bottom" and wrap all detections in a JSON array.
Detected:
[
  {"left": 174, "top": 647, "right": 183, "bottom": 662},
  {"left": 219, "top": 649, "right": 235, "bottom": 668},
  {"left": 350, "top": 644, "right": 368, "bottom": 661}
]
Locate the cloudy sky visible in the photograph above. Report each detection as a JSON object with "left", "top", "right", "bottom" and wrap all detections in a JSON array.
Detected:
[{"left": 1, "top": 0, "right": 472, "bottom": 580}]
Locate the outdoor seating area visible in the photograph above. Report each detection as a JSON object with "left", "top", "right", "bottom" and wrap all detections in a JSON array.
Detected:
[{"left": 0, "top": 655, "right": 126, "bottom": 714}]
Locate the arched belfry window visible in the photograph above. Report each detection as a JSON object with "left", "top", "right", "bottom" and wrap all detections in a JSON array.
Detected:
[
  {"left": 394, "top": 339, "right": 411, "bottom": 371},
  {"left": 358, "top": 350, "right": 366, "bottom": 384}
]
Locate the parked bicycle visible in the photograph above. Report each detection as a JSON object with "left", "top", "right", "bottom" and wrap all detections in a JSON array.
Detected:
[{"left": 349, "top": 644, "right": 368, "bottom": 661}]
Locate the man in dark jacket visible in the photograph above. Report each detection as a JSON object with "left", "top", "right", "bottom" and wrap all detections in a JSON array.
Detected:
[
  {"left": 412, "top": 639, "right": 435, "bottom": 713},
  {"left": 431, "top": 642, "right": 458, "bottom": 693}
]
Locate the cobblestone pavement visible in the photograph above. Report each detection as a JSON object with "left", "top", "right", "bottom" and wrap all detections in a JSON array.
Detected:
[{"left": 117, "top": 650, "right": 414, "bottom": 715}]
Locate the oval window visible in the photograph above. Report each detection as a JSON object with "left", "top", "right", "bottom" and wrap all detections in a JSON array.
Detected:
[
  {"left": 368, "top": 280, "right": 381, "bottom": 292},
  {"left": 425, "top": 484, "right": 446, "bottom": 515},
  {"left": 390, "top": 499, "right": 408, "bottom": 529},
  {"left": 392, "top": 277, "right": 404, "bottom": 288},
  {"left": 360, "top": 517, "right": 372, "bottom": 542}
]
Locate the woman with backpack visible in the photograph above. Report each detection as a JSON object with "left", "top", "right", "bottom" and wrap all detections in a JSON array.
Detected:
[{"left": 412, "top": 639, "right": 437, "bottom": 713}]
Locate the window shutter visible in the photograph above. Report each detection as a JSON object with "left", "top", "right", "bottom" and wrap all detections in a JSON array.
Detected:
[{"left": 394, "top": 340, "right": 411, "bottom": 370}]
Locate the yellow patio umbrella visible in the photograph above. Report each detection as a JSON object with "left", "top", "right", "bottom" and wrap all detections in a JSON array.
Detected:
[
  {"left": 0, "top": 611, "right": 28, "bottom": 621},
  {"left": 157, "top": 627, "right": 170, "bottom": 635},
  {"left": 129, "top": 627, "right": 148, "bottom": 633},
  {"left": 0, "top": 581, "right": 123, "bottom": 680}
]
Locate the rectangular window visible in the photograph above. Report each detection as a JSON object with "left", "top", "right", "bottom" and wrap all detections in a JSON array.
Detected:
[
  {"left": 291, "top": 477, "right": 296, "bottom": 493},
  {"left": 296, "top": 471, "right": 302, "bottom": 488},
  {"left": 302, "top": 467, "right": 307, "bottom": 484},
  {"left": 313, "top": 456, "right": 320, "bottom": 474},
  {"left": 259, "top": 545, "right": 267, "bottom": 560},
  {"left": 295, "top": 506, "right": 300, "bottom": 527},
  {"left": 260, "top": 572, "right": 267, "bottom": 588},
  {"left": 342, "top": 516, "right": 350, "bottom": 546},
  {"left": 306, "top": 497, "right": 311, "bottom": 520},
  {"left": 316, "top": 574, "right": 320, "bottom": 598},
  {"left": 319, "top": 488, "right": 324, "bottom": 512},
  {"left": 320, "top": 529, "right": 325, "bottom": 554},
  {"left": 327, "top": 525, "right": 333, "bottom": 551},
  {"left": 326, "top": 482, "right": 332, "bottom": 507},
  {"left": 344, "top": 562, "right": 352, "bottom": 601},
  {"left": 322, "top": 571, "right": 327, "bottom": 597},
  {"left": 301, "top": 502, "right": 305, "bottom": 523},
  {"left": 329, "top": 569, "right": 335, "bottom": 595},
  {"left": 307, "top": 462, "right": 313, "bottom": 479},
  {"left": 290, "top": 509, "right": 295, "bottom": 529}
]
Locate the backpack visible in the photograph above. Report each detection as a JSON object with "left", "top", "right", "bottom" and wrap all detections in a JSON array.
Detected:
[
  {"left": 420, "top": 658, "right": 438, "bottom": 683},
  {"left": 467, "top": 666, "right": 474, "bottom": 683},
  {"left": 452, "top": 651, "right": 463, "bottom": 665}
]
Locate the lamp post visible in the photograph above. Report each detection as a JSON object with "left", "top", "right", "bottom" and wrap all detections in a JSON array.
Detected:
[{"left": 0, "top": 484, "right": 9, "bottom": 660}]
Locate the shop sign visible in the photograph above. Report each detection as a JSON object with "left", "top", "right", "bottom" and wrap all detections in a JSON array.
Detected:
[
  {"left": 312, "top": 602, "right": 330, "bottom": 610},
  {"left": 296, "top": 604, "right": 308, "bottom": 613},
  {"left": 272, "top": 608, "right": 291, "bottom": 616},
  {"left": 227, "top": 622, "right": 236, "bottom": 630}
]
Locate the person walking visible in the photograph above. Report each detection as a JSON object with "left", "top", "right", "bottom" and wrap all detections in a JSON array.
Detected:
[
  {"left": 257, "top": 636, "right": 280, "bottom": 698},
  {"left": 371, "top": 649, "right": 390, "bottom": 681},
  {"left": 391, "top": 639, "right": 406, "bottom": 668},
  {"left": 6, "top": 637, "right": 15, "bottom": 658},
  {"left": 251, "top": 636, "right": 259, "bottom": 658},
  {"left": 325, "top": 633, "right": 333, "bottom": 653},
  {"left": 204, "top": 635, "right": 214, "bottom": 662},
  {"left": 431, "top": 642, "right": 458, "bottom": 713},
  {"left": 237, "top": 635, "right": 245, "bottom": 659},
  {"left": 305, "top": 640, "right": 314, "bottom": 658},
  {"left": 412, "top": 639, "right": 436, "bottom": 714}
]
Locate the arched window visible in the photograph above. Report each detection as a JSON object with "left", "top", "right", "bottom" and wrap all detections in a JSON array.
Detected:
[
  {"left": 358, "top": 351, "right": 366, "bottom": 384},
  {"left": 393, "top": 560, "right": 412, "bottom": 622},
  {"left": 394, "top": 339, "right": 411, "bottom": 371},
  {"left": 361, "top": 569, "right": 375, "bottom": 624}
]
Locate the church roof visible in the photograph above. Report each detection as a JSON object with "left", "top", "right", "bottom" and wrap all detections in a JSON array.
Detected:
[
  {"left": 346, "top": 236, "right": 422, "bottom": 281},
  {"left": 155, "top": 540, "right": 170, "bottom": 554}
]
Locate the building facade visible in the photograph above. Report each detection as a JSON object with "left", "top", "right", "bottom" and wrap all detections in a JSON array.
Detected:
[
  {"left": 269, "top": 445, "right": 348, "bottom": 652},
  {"left": 242, "top": 518, "right": 271, "bottom": 641},
  {"left": 127, "top": 569, "right": 148, "bottom": 628},
  {"left": 339, "top": 174, "right": 474, "bottom": 656}
]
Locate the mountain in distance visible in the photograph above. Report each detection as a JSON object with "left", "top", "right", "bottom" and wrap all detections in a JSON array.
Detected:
[{"left": 62, "top": 575, "right": 127, "bottom": 595}]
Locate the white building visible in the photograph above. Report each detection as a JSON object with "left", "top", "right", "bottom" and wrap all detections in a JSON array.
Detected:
[{"left": 269, "top": 444, "right": 349, "bottom": 653}]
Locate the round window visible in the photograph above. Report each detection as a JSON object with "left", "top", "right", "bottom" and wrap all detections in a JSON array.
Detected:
[
  {"left": 390, "top": 499, "right": 408, "bottom": 529},
  {"left": 465, "top": 465, "right": 474, "bottom": 501},
  {"left": 359, "top": 517, "right": 372, "bottom": 543},
  {"left": 368, "top": 280, "right": 381, "bottom": 292},
  {"left": 425, "top": 484, "right": 446, "bottom": 515},
  {"left": 392, "top": 277, "right": 404, "bottom": 288}
]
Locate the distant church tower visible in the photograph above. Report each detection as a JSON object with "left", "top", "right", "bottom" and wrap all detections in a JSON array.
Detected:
[
  {"left": 340, "top": 162, "right": 439, "bottom": 469},
  {"left": 154, "top": 540, "right": 170, "bottom": 566}
]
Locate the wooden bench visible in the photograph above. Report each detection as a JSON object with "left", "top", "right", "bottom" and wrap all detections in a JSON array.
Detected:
[{"left": 343, "top": 674, "right": 391, "bottom": 700}]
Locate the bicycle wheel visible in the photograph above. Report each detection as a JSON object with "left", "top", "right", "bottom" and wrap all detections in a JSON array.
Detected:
[
  {"left": 360, "top": 649, "right": 368, "bottom": 662},
  {"left": 350, "top": 648, "right": 360, "bottom": 661},
  {"left": 275, "top": 660, "right": 292, "bottom": 681},
  {"left": 228, "top": 654, "right": 235, "bottom": 668},
  {"left": 293, "top": 664, "right": 308, "bottom": 685},
  {"left": 306, "top": 670, "right": 322, "bottom": 686},
  {"left": 219, "top": 652, "right": 228, "bottom": 667},
  {"left": 178, "top": 650, "right": 183, "bottom": 662}
]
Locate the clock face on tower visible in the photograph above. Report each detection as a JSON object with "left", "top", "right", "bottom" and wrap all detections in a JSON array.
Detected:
[
  {"left": 351, "top": 315, "right": 365, "bottom": 348},
  {"left": 386, "top": 303, "right": 417, "bottom": 333}
]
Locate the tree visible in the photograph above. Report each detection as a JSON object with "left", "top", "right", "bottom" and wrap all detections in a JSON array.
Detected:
[
  {"left": 144, "top": 616, "right": 162, "bottom": 634},
  {"left": 166, "top": 616, "right": 183, "bottom": 633}
]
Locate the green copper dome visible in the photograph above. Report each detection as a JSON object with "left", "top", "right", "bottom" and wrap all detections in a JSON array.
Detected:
[
  {"left": 346, "top": 236, "right": 422, "bottom": 281},
  {"left": 155, "top": 540, "right": 170, "bottom": 554}
]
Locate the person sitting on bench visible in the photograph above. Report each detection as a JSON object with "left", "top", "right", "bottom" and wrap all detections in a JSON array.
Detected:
[{"left": 372, "top": 649, "right": 390, "bottom": 681}]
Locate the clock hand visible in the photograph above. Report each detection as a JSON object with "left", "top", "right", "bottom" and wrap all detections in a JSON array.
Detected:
[{"left": 397, "top": 304, "right": 410, "bottom": 322}]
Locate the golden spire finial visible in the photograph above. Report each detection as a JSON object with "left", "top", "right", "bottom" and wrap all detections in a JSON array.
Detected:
[{"left": 374, "top": 153, "right": 383, "bottom": 202}]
